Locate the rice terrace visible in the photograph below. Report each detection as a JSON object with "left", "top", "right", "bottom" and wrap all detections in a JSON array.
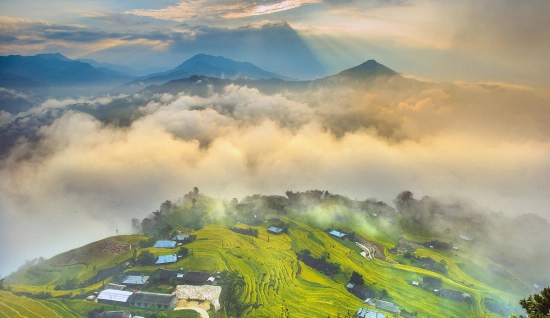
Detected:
[{"left": 0, "top": 189, "right": 549, "bottom": 317}]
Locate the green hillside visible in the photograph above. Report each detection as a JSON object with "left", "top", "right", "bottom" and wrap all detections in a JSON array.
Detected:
[{"left": 1, "top": 193, "right": 539, "bottom": 317}]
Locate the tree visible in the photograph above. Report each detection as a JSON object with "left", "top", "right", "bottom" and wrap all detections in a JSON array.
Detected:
[
  {"left": 519, "top": 287, "right": 550, "bottom": 317},
  {"left": 220, "top": 270, "right": 249, "bottom": 317},
  {"left": 178, "top": 247, "right": 189, "bottom": 258},
  {"left": 0, "top": 277, "right": 4, "bottom": 290},
  {"left": 380, "top": 289, "right": 392, "bottom": 301},
  {"left": 350, "top": 271, "right": 364, "bottom": 285},
  {"left": 137, "top": 250, "right": 156, "bottom": 266}
]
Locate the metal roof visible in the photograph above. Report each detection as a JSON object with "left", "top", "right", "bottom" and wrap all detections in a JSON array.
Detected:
[
  {"left": 156, "top": 254, "right": 178, "bottom": 264},
  {"left": 97, "top": 289, "right": 133, "bottom": 303},
  {"left": 173, "top": 234, "right": 190, "bottom": 241},
  {"left": 375, "top": 300, "right": 399, "bottom": 314},
  {"left": 329, "top": 230, "right": 345, "bottom": 238},
  {"left": 130, "top": 292, "right": 175, "bottom": 305},
  {"left": 154, "top": 240, "right": 177, "bottom": 248},
  {"left": 268, "top": 227, "right": 283, "bottom": 233},
  {"left": 356, "top": 308, "right": 386, "bottom": 318},
  {"left": 121, "top": 275, "right": 150, "bottom": 285}
]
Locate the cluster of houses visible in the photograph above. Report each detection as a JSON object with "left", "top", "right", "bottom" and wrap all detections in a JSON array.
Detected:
[{"left": 148, "top": 235, "right": 196, "bottom": 265}]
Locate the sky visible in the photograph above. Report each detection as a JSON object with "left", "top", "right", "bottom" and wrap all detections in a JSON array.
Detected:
[
  {"left": 1, "top": 0, "right": 550, "bottom": 276},
  {"left": 0, "top": 0, "right": 549, "bottom": 84}
]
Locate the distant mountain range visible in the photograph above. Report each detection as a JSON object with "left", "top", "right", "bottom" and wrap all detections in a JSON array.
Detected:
[
  {"left": 0, "top": 53, "right": 296, "bottom": 97},
  {"left": 114, "top": 53, "right": 293, "bottom": 94},
  {"left": 0, "top": 52, "right": 407, "bottom": 101}
]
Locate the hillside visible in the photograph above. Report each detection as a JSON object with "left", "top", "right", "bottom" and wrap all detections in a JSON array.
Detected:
[{"left": 2, "top": 191, "right": 542, "bottom": 317}]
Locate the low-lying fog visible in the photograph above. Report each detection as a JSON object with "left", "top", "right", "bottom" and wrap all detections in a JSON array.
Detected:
[{"left": 1, "top": 77, "right": 549, "bottom": 276}]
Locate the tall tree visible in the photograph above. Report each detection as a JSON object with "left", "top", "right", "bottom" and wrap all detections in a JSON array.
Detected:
[
  {"left": 220, "top": 270, "right": 248, "bottom": 317},
  {"left": 519, "top": 287, "right": 550, "bottom": 317}
]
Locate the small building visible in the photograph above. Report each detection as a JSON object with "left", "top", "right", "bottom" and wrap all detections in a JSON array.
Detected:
[
  {"left": 129, "top": 292, "right": 176, "bottom": 310},
  {"left": 156, "top": 254, "right": 177, "bottom": 265},
  {"left": 172, "top": 234, "right": 196, "bottom": 243},
  {"left": 155, "top": 268, "right": 177, "bottom": 282},
  {"left": 268, "top": 227, "right": 283, "bottom": 234},
  {"left": 329, "top": 230, "right": 346, "bottom": 239},
  {"left": 153, "top": 240, "right": 177, "bottom": 249},
  {"left": 411, "top": 281, "right": 419, "bottom": 287},
  {"left": 453, "top": 246, "right": 459, "bottom": 251},
  {"left": 375, "top": 300, "right": 399, "bottom": 315},
  {"left": 97, "top": 289, "right": 133, "bottom": 306},
  {"left": 207, "top": 276, "right": 216, "bottom": 283},
  {"left": 121, "top": 275, "right": 150, "bottom": 289},
  {"left": 356, "top": 308, "right": 386, "bottom": 318},
  {"left": 180, "top": 271, "right": 211, "bottom": 285},
  {"left": 98, "top": 311, "right": 132, "bottom": 318}
]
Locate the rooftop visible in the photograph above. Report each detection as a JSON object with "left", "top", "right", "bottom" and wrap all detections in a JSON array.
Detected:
[
  {"left": 268, "top": 226, "right": 283, "bottom": 234},
  {"left": 173, "top": 234, "right": 190, "bottom": 241},
  {"left": 154, "top": 240, "right": 177, "bottom": 248},
  {"left": 356, "top": 308, "right": 386, "bottom": 318},
  {"left": 156, "top": 254, "right": 178, "bottom": 264},
  {"left": 329, "top": 230, "right": 346, "bottom": 238},
  {"left": 130, "top": 292, "right": 175, "bottom": 305},
  {"left": 375, "top": 300, "right": 399, "bottom": 314},
  {"left": 97, "top": 289, "right": 133, "bottom": 303},
  {"left": 121, "top": 275, "right": 150, "bottom": 285}
]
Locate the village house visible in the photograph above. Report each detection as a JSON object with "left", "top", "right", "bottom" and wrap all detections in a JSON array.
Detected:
[
  {"left": 97, "top": 289, "right": 133, "bottom": 307},
  {"left": 355, "top": 308, "right": 386, "bottom": 318},
  {"left": 328, "top": 230, "right": 346, "bottom": 239},
  {"left": 375, "top": 299, "right": 399, "bottom": 316},
  {"left": 155, "top": 254, "right": 177, "bottom": 265},
  {"left": 268, "top": 226, "right": 283, "bottom": 234},
  {"left": 121, "top": 275, "right": 149, "bottom": 290},
  {"left": 128, "top": 291, "right": 176, "bottom": 310},
  {"left": 153, "top": 240, "right": 177, "bottom": 249}
]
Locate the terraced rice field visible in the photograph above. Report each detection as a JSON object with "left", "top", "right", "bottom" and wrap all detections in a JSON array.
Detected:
[
  {"left": 149, "top": 217, "right": 522, "bottom": 317},
  {"left": 2, "top": 213, "right": 529, "bottom": 317}
]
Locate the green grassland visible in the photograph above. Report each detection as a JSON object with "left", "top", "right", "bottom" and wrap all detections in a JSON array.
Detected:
[{"left": 1, "top": 196, "right": 534, "bottom": 317}]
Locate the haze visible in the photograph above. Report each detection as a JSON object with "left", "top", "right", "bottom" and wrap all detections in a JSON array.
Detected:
[{"left": 1, "top": 0, "right": 549, "bottom": 278}]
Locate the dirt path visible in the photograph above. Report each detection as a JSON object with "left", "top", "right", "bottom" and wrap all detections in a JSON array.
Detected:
[{"left": 174, "top": 307, "right": 209, "bottom": 318}]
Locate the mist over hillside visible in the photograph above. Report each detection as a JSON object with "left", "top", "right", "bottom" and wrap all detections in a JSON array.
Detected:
[{"left": 1, "top": 57, "right": 549, "bottom": 280}]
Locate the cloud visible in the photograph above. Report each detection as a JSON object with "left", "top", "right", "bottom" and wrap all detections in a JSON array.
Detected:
[
  {"left": 1, "top": 79, "right": 550, "bottom": 276},
  {"left": 126, "top": 0, "right": 322, "bottom": 22}
]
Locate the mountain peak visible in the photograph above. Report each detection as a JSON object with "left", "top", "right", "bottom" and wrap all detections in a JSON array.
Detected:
[
  {"left": 337, "top": 59, "right": 398, "bottom": 78},
  {"left": 34, "top": 53, "right": 71, "bottom": 61}
]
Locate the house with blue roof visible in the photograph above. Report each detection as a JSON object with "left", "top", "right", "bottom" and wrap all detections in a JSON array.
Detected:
[
  {"left": 153, "top": 240, "right": 177, "bottom": 249},
  {"left": 268, "top": 226, "right": 283, "bottom": 234},
  {"left": 156, "top": 254, "right": 177, "bottom": 265},
  {"left": 329, "top": 230, "right": 346, "bottom": 238}
]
